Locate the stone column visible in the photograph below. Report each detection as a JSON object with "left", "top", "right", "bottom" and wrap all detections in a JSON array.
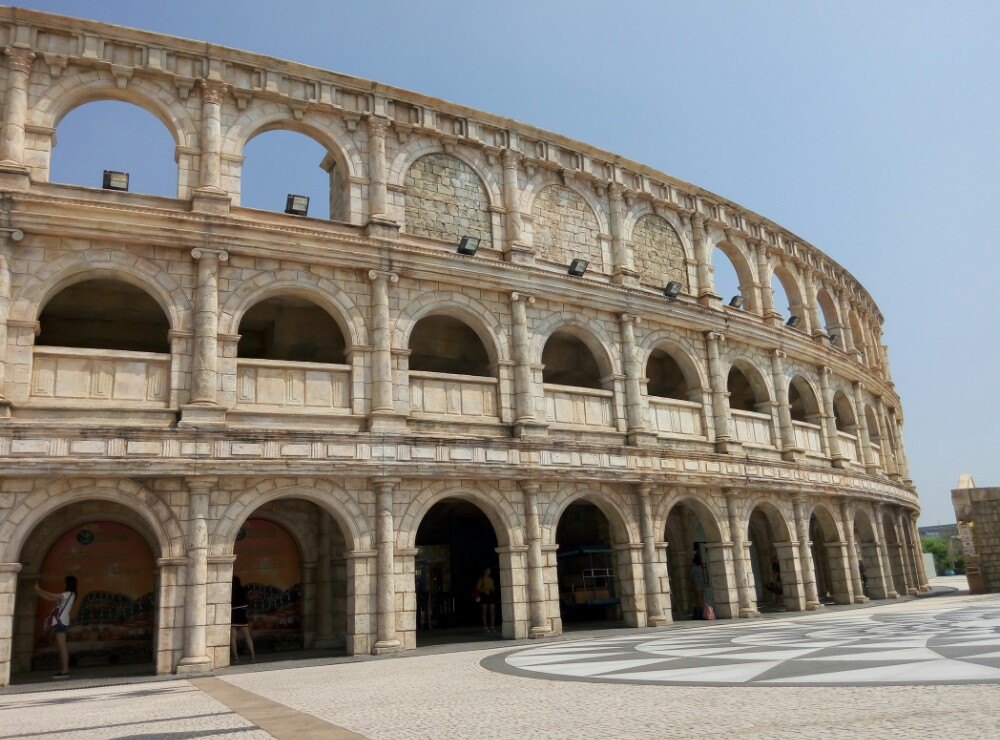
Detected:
[
  {"left": 521, "top": 482, "right": 551, "bottom": 637},
  {"left": 620, "top": 314, "right": 654, "bottom": 446},
  {"left": 874, "top": 506, "right": 899, "bottom": 599},
  {"left": 367, "top": 115, "right": 390, "bottom": 220},
  {"left": 840, "top": 500, "right": 868, "bottom": 603},
  {"left": 793, "top": 498, "right": 821, "bottom": 610},
  {"left": 894, "top": 509, "right": 917, "bottom": 595},
  {"left": 500, "top": 149, "right": 530, "bottom": 263},
  {"left": 368, "top": 270, "right": 402, "bottom": 432},
  {"left": 0, "top": 223, "right": 13, "bottom": 417},
  {"left": 692, "top": 214, "right": 719, "bottom": 307},
  {"left": 803, "top": 271, "right": 823, "bottom": 339},
  {"left": 0, "top": 562, "right": 21, "bottom": 688},
  {"left": 837, "top": 290, "right": 856, "bottom": 353},
  {"left": 372, "top": 477, "right": 401, "bottom": 654},
  {"left": 181, "top": 248, "right": 228, "bottom": 426},
  {"left": 725, "top": 490, "right": 758, "bottom": 617},
  {"left": 314, "top": 515, "right": 335, "bottom": 648},
  {"left": 886, "top": 407, "right": 912, "bottom": 483},
  {"left": 0, "top": 46, "right": 34, "bottom": 188},
  {"left": 852, "top": 381, "right": 877, "bottom": 474},
  {"left": 754, "top": 243, "right": 780, "bottom": 325},
  {"left": 511, "top": 292, "right": 545, "bottom": 437},
  {"left": 769, "top": 349, "right": 799, "bottom": 461},
  {"left": 819, "top": 366, "right": 846, "bottom": 468},
  {"left": 873, "top": 399, "right": 899, "bottom": 478},
  {"left": 705, "top": 332, "right": 733, "bottom": 453},
  {"left": 191, "top": 79, "right": 230, "bottom": 213},
  {"left": 608, "top": 183, "right": 637, "bottom": 286},
  {"left": 637, "top": 484, "right": 669, "bottom": 626},
  {"left": 909, "top": 512, "right": 931, "bottom": 591},
  {"left": 177, "top": 478, "right": 213, "bottom": 674}
]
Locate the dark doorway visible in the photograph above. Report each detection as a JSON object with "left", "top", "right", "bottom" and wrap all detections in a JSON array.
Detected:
[{"left": 555, "top": 501, "right": 623, "bottom": 627}]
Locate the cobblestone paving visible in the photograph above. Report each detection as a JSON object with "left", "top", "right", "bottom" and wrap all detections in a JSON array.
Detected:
[{"left": 2, "top": 593, "right": 999, "bottom": 739}]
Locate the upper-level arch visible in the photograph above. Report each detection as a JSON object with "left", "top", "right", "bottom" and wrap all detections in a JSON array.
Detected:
[
  {"left": 641, "top": 339, "right": 706, "bottom": 401},
  {"left": 628, "top": 212, "right": 688, "bottom": 291},
  {"left": 771, "top": 262, "right": 807, "bottom": 324},
  {"left": 393, "top": 293, "right": 508, "bottom": 367},
  {"left": 388, "top": 137, "right": 502, "bottom": 206},
  {"left": 525, "top": 179, "right": 607, "bottom": 273},
  {"left": 532, "top": 313, "right": 619, "bottom": 384},
  {"left": 710, "top": 233, "right": 758, "bottom": 313},
  {"left": 402, "top": 152, "right": 494, "bottom": 248},
  {"left": 788, "top": 375, "right": 822, "bottom": 423},
  {"left": 816, "top": 284, "right": 843, "bottom": 338},
  {"left": 726, "top": 357, "right": 772, "bottom": 410}
]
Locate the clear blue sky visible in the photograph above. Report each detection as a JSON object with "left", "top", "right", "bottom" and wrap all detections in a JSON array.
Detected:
[{"left": 14, "top": 1, "right": 999, "bottom": 525}]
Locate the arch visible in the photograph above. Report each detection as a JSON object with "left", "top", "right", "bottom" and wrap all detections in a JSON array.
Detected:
[
  {"left": 806, "top": 501, "right": 844, "bottom": 543},
  {"left": 521, "top": 176, "right": 609, "bottom": 235},
  {"left": 529, "top": 183, "right": 605, "bottom": 272},
  {"left": 726, "top": 358, "right": 772, "bottom": 411},
  {"left": 393, "top": 292, "right": 508, "bottom": 365},
  {"left": 638, "top": 334, "right": 707, "bottom": 393},
  {"left": 12, "top": 251, "right": 191, "bottom": 333},
  {"left": 816, "top": 285, "right": 842, "bottom": 336},
  {"left": 849, "top": 312, "right": 868, "bottom": 356},
  {"left": 531, "top": 313, "right": 619, "bottom": 381},
  {"left": 832, "top": 390, "right": 857, "bottom": 432},
  {"left": 850, "top": 504, "right": 879, "bottom": 543},
  {"left": 1, "top": 478, "right": 183, "bottom": 563},
  {"left": 624, "top": 204, "right": 693, "bottom": 262},
  {"left": 542, "top": 485, "right": 638, "bottom": 545},
  {"left": 388, "top": 137, "right": 502, "bottom": 207},
  {"left": 711, "top": 237, "right": 758, "bottom": 313},
  {"left": 864, "top": 404, "right": 881, "bottom": 443},
  {"left": 408, "top": 315, "right": 491, "bottom": 377},
  {"left": 658, "top": 494, "right": 726, "bottom": 544},
  {"left": 397, "top": 482, "right": 522, "bottom": 550},
  {"left": 236, "top": 294, "right": 347, "bottom": 364},
  {"left": 769, "top": 263, "right": 807, "bottom": 322},
  {"left": 744, "top": 499, "right": 794, "bottom": 543},
  {"left": 219, "top": 277, "right": 367, "bottom": 348},
  {"left": 223, "top": 106, "right": 364, "bottom": 180},
  {"left": 212, "top": 480, "right": 372, "bottom": 555},
  {"left": 402, "top": 153, "right": 494, "bottom": 247},
  {"left": 33, "top": 74, "right": 197, "bottom": 149},
  {"left": 788, "top": 375, "right": 822, "bottom": 422},
  {"left": 628, "top": 213, "right": 688, "bottom": 290}
]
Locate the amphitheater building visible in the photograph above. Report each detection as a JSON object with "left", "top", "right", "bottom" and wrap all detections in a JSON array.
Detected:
[{"left": 0, "top": 8, "right": 928, "bottom": 685}]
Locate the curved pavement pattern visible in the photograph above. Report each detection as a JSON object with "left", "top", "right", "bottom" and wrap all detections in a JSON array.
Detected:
[{"left": 488, "top": 603, "right": 1000, "bottom": 686}]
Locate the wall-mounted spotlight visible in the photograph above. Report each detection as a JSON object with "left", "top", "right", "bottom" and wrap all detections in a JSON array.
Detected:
[
  {"left": 0, "top": 227, "right": 23, "bottom": 241},
  {"left": 728, "top": 295, "right": 744, "bottom": 309},
  {"left": 285, "top": 194, "right": 310, "bottom": 216},
  {"left": 568, "top": 258, "right": 589, "bottom": 277},
  {"left": 457, "top": 235, "right": 480, "bottom": 255},
  {"left": 102, "top": 170, "right": 129, "bottom": 192},
  {"left": 663, "top": 281, "right": 682, "bottom": 299},
  {"left": 786, "top": 315, "right": 802, "bottom": 328},
  {"left": 828, "top": 333, "right": 839, "bottom": 345}
]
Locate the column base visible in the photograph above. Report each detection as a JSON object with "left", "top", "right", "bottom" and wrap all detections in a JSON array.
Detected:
[
  {"left": 0, "top": 399, "right": 11, "bottom": 420},
  {"left": 647, "top": 615, "right": 672, "bottom": 627},
  {"left": 627, "top": 429, "right": 658, "bottom": 447},
  {"left": 805, "top": 601, "right": 824, "bottom": 611},
  {"left": 698, "top": 292, "right": 722, "bottom": 309},
  {"left": 611, "top": 267, "right": 640, "bottom": 288},
  {"left": 919, "top": 584, "right": 932, "bottom": 593},
  {"left": 368, "top": 411, "right": 408, "bottom": 433},
  {"left": 190, "top": 188, "right": 232, "bottom": 215},
  {"left": 371, "top": 639, "right": 402, "bottom": 655},
  {"left": 175, "top": 656, "right": 213, "bottom": 675},
  {"left": 906, "top": 587, "right": 919, "bottom": 596},
  {"left": 739, "top": 607, "right": 761, "bottom": 618},
  {"left": 853, "top": 595, "right": 870, "bottom": 604},
  {"left": 715, "top": 438, "right": 742, "bottom": 455},
  {"left": 514, "top": 419, "right": 549, "bottom": 438},
  {"left": 178, "top": 403, "right": 228, "bottom": 429},
  {"left": 0, "top": 163, "right": 30, "bottom": 190},
  {"left": 886, "top": 590, "right": 900, "bottom": 599},
  {"left": 831, "top": 456, "right": 848, "bottom": 469},
  {"left": 365, "top": 217, "right": 400, "bottom": 239},
  {"left": 528, "top": 626, "right": 553, "bottom": 639},
  {"left": 503, "top": 243, "right": 535, "bottom": 265},
  {"left": 781, "top": 447, "right": 804, "bottom": 462}
]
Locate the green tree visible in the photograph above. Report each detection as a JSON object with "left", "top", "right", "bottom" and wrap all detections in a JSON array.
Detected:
[{"left": 921, "top": 537, "right": 948, "bottom": 575}]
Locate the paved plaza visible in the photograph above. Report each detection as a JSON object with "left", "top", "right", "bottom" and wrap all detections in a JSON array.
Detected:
[{"left": 2, "top": 590, "right": 999, "bottom": 739}]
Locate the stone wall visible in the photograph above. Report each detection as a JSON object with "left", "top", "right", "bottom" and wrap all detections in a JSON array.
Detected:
[
  {"left": 531, "top": 185, "right": 604, "bottom": 273},
  {"left": 404, "top": 153, "right": 492, "bottom": 248},
  {"left": 632, "top": 214, "right": 687, "bottom": 291},
  {"left": 953, "top": 485, "right": 1000, "bottom": 593}
]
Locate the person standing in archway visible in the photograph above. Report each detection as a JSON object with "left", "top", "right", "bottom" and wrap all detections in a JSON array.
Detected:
[
  {"left": 476, "top": 567, "right": 497, "bottom": 633},
  {"left": 690, "top": 552, "right": 706, "bottom": 611},
  {"left": 230, "top": 576, "right": 256, "bottom": 663},
  {"left": 35, "top": 575, "right": 76, "bottom": 680}
]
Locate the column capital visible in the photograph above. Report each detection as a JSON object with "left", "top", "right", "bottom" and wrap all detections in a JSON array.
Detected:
[
  {"left": 690, "top": 213, "right": 706, "bottom": 230},
  {"left": 852, "top": 379, "right": 865, "bottom": 392},
  {"left": 185, "top": 476, "right": 218, "bottom": 494},
  {"left": 371, "top": 476, "right": 401, "bottom": 491},
  {"left": 510, "top": 291, "right": 535, "bottom": 305},
  {"left": 198, "top": 78, "right": 228, "bottom": 105},
  {"left": 366, "top": 114, "right": 390, "bottom": 139},
  {"left": 619, "top": 312, "right": 641, "bottom": 326},
  {"left": 0, "top": 561, "right": 22, "bottom": 574},
  {"left": 368, "top": 269, "right": 399, "bottom": 284},
  {"left": 501, "top": 147, "right": 522, "bottom": 169},
  {"left": 519, "top": 481, "right": 540, "bottom": 495},
  {"left": 705, "top": 330, "right": 726, "bottom": 343},
  {"left": 191, "top": 247, "right": 228, "bottom": 262},
  {"left": 636, "top": 481, "right": 654, "bottom": 497},
  {"left": 3, "top": 46, "right": 34, "bottom": 74},
  {"left": 607, "top": 181, "right": 624, "bottom": 200},
  {"left": 770, "top": 348, "right": 786, "bottom": 359}
]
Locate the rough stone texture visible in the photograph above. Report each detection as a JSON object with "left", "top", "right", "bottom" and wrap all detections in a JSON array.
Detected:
[
  {"left": 404, "top": 153, "right": 492, "bottom": 248},
  {"left": 531, "top": 184, "right": 604, "bottom": 272},
  {"left": 953, "top": 485, "right": 1000, "bottom": 593},
  {"left": 632, "top": 214, "right": 687, "bottom": 291}
]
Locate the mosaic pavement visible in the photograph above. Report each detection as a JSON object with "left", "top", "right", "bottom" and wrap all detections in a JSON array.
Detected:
[{"left": 489, "top": 603, "right": 1000, "bottom": 686}]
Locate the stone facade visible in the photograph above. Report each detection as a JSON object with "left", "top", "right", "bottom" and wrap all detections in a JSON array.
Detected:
[
  {"left": 952, "top": 479, "right": 1000, "bottom": 594},
  {"left": 0, "top": 8, "right": 926, "bottom": 687}
]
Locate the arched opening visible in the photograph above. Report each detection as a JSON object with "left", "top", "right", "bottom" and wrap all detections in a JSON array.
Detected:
[
  {"left": 408, "top": 315, "right": 491, "bottom": 376},
  {"left": 542, "top": 331, "right": 603, "bottom": 389},
  {"left": 881, "top": 513, "right": 906, "bottom": 595},
  {"left": 853, "top": 511, "right": 888, "bottom": 599},
  {"left": 237, "top": 296, "right": 347, "bottom": 364},
  {"left": 414, "top": 498, "right": 503, "bottom": 645},
  {"left": 816, "top": 287, "right": 841, "bottom": 342},
  {"left": 747, "top": 506, "right": 794, "bottom": 612},
  {"left": 770, "top": 265, "right": 805, "bottom": 328},
  {"left": 788, "top": 377, "right": 824, "bottom": 456},
  {"left": 646, "top": 347, "right": 704, "bottom": 437},
  {"left": 646, "top": 348, "right": 690, "bottom": 400},
  {"left": 712, "top": 246, "right": 750, "bottom": 310},
  {"left": 555, "top": 501, "right": 625, "bottom": 628},
  {"left": 864, "top": 406, "right": 883, "bottom": 469},
  {"left": 51, "top": 100, "right": 178, "bottom": 197},
  {"left": 664, "top": 501, "right": 733, "bottom": 620},
  {"left": 832, "top": 392, "right": 860, "bottom": 464},
  {"left": 727, "top": 365, "right": 764, "bottom": 412},
  {"left": 849, "top": 313, "right": 868, "bottom": 359},
  {"left": 230, "top": 498, "right": 352, "bottom": 663},
  {"left": 728, "top": 364, "right": 773, "bottom": 448},
  {"left": 241, "top": 129, "right": 345, "bottom": 221},
  {"left": 11, "top": 503, "right": 160, "bottom": 683},
  {"left": 809, "top": 510, "right": 849, "bottom": 605},
  {"left": 38, "top": 279, "right": 170, "bottom": 353}
]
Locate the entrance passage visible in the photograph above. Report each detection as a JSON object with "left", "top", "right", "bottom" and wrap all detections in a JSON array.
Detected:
[
  {"left": 665, "top": 503, "right": 713, "bottom": 621},
  {"left": 414, "top": 499, "right": 501, "bottom": 645},
  {"left": 555, "top": 502, "right": 623, "bottom": 627},
  {"left": 234, "top": 518, "right": 304, "bottom": 653},
  {"left": 748, "top": 508, "right": 785, "bottom": 612},
  {"left": 31, "top": 521, "right": 155, "bottom": 674}
]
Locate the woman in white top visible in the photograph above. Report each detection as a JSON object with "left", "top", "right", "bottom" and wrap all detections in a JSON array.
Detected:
[{"left": 35, "top": 575, "right": 77, "bottom": 679}]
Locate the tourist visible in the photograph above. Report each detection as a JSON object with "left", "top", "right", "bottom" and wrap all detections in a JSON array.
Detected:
[
  {"left": 230, "top": 576, "right": 255, "bottom": 662},
  {"left": 35, "top": 575, "right": 77, "bottom": 679},
  {"left": 476, "top": 567, "right": 497, "bottom": 633},
  {"left": 690, "top": 552, "right": 706, "bottom": 610}
]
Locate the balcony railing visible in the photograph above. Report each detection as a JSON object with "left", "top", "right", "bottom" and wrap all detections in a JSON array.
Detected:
[
  {"left": 543, "top": 383, "right": 614, "bottom": 428},
  {"left": 236, "top": 358, "right": 350, "bottom": 413},
  {"left": 649, "top": 396, "right": 705, "bottom": 438},
  {"left": 837, "top": 431, "right": 861, "bottom": 463},
  {"left": 409, "top": 371, "right": 499, "bottom": 420},
  {"left": 792, "top": 420, "right": 824, "bottom": 456},
  {"left": 870, "top": 442, "right": 882, "bottom": 469},
  {"left": 731, "top": 408, "right": 774, "bottom": 448},
  {"left": 29, "top": 345, "right": 169, "bottom": 407}
]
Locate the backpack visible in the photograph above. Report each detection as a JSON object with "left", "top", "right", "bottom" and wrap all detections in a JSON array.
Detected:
[{"left": 702, "top": 604, "right": 716, "bottom": 621}]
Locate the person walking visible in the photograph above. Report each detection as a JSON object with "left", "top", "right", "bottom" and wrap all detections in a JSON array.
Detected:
[
  {"left": 35, "top": 575, "right": 77, "bottom": 680},
  {"left": 475, "top": 567, "right": 497, "bottom": 633},
  {"left": 230, "top": 576, "right": 256, "bottom": 662}
]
